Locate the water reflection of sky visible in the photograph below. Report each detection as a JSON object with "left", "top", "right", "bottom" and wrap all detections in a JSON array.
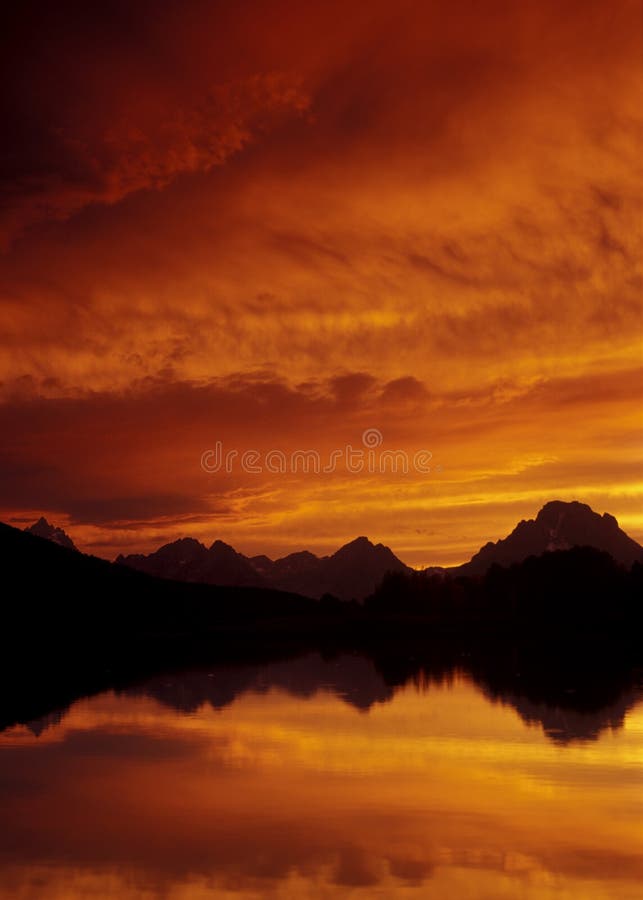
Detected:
[{"left": 1, "top": 660, "right": 642, "bottom": 899}]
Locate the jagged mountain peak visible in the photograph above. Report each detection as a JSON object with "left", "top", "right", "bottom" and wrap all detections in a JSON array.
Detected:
[
  {"left": 277, "top": 550, "right": 319, "bottom": 563},
  {"left": 332, "top": 536, "right": 392, "bottom": 557},
  {"left": 25, "top": 517, "right": 77, "bottom": 552},
  {"left": 537, "top": 499, "right": 592, "bottom": 517},
  {"left": 455, "top": 500, "right": 642, "bottom": 575},
  {"left": 209, "top": 539, "right": 240, "bottom": 554},
  {"left": 155, "top": 537, "right": 208, "bottom": 555}
]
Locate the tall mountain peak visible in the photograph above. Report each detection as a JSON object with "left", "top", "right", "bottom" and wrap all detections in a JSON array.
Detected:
[{"left": 455, "top": 500, "right": 642, "bottom": 575}]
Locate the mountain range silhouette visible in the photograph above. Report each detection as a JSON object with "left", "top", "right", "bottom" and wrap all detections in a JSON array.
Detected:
[
  {"left": 115, "top": 535, "right": 411, "bottom": 599},
  {"left": 2, "top": 510, "right": 642, "bottom": 744},
  {"left": 108, "top": 500, "right": 642, "bottom": 599}
]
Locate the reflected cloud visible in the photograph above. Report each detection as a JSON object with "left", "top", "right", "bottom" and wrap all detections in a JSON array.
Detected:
[{"left": 1, "top": 654, "right": 642, "bottom": 899}]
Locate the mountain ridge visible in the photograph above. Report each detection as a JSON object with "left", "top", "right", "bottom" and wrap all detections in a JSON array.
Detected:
[
  {"left": 118, "top": 534, "right": 411, "bottom": 600},
  {"left": 23, "top": 500, "right": 643, "bottom": 598},
  {"left": 451, "top": 500, "right": 643, "bottom": 575}
]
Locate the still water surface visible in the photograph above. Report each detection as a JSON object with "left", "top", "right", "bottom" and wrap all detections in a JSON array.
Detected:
[{"left": 1, "top": 654, "right": 642, "bottom": 899}]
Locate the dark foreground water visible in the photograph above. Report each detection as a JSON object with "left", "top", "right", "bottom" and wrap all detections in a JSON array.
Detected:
[{"left": 1, "top": 653, "right": 642, "bottom": 899}]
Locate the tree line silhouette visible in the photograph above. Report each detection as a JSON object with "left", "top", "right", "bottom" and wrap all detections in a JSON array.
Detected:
[
  {"left": 2, "top": 522, "right": 642, "bottom": 736},
  {"left": 365, "top": 546, "right": 643, "bottom": 634}
]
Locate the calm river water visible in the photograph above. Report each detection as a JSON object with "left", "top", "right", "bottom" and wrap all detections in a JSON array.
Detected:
[{"left": 1, "top": 653, "right": 642, "bottom": 899}]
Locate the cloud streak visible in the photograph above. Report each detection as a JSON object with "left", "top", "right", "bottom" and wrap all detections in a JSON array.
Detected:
[{"left": 0, "top": 73, "right": 309, "bottom": 247}]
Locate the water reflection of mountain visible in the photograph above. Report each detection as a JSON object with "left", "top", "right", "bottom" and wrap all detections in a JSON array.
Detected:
[
  {"left": 23, "top": 709, "right": 66, "bottom": 737},
  {"left": 123, "top": 654, "right": 398, "bottom": 714},
  {"left": 463, "top": 649, "right": 643, "bottom": 745},
  {"left": 8, "top": 648, "right": 642, "bottom": 746},
  {"left": 496, "top": 690, "right": 643, "bottom": 744},
  {"left": 115, "top": 651, "right": 643, "bottom": 746}
]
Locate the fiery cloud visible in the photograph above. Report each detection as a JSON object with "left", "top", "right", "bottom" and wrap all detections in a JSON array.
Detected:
[{"left": 1, "top": 0, "right": 641, "bottom": 562}]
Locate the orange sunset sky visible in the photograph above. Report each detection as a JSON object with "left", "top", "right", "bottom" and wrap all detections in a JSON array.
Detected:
[{"left": 1, "top": 0, "right": 642, "bottom": 566}]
